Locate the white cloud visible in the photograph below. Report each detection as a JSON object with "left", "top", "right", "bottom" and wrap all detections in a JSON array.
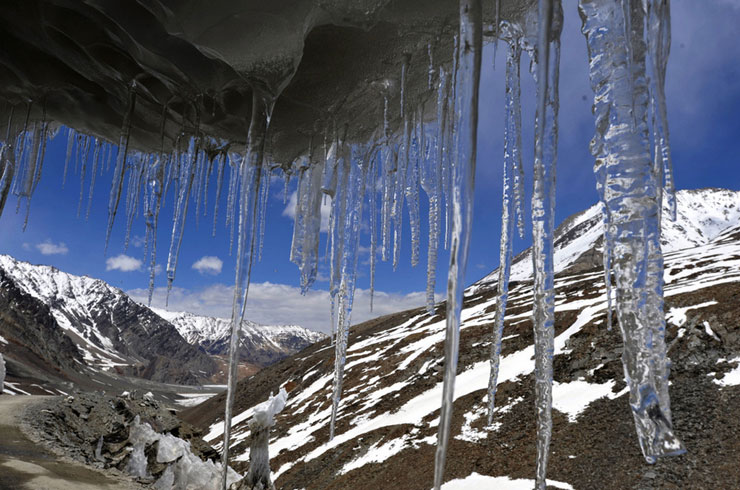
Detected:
[
  {"left": 36, "top": 240, "right": 69, "bottom": 255},
  {"left": 106, "top": 254, "right": 143, "bottom": 272},
  {"left": 282, "top": 191, "right": 332, "bottom": 233},
  {"left": 131, "top": 235, "right": 146, "bottom": 248},
  {"left": 128, "top": 282, "right": 438, "bottom": 334},
  {"left": 192, "top": 256, "right": 223, "bottom": 275}
]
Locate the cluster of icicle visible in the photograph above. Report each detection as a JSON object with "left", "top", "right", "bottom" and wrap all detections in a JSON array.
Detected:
[
  {"left": 479, "top": 1, "right": 684, "bottom": 489},
  {"left": 0, "top": 0, "right": 684, "bottom": 488}
]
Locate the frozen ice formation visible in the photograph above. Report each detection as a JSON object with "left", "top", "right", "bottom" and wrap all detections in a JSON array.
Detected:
[
  {"left": 0, "top": 0, "right": 684, "bottom": 488},
  {"left": 243, "top": 388, "right": 288, "bottom": 490},
  {"left": 126, "top": 415, "right": 242, "bottom": 489}
]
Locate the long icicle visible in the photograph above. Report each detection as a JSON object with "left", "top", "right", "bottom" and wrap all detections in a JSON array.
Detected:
[
  {"left": 165, "top": 140, "right": 199, "bottom": 302},
  {"left": 0, "top": 109, "right": 16, "bottom": 218},
  {"left": 369, "top": 148, "right": 378, "bottom": 310},
  {"left": 530, "top": 1, "right": 561, "bottom": 488},
  {"left": 433, "top": 0, "right": 481, "bottom": 487},
  {"left": 580, "top": 0, "right": 684, "bottom": 466},
  {"left": 221, "top": 93, "right": 270, "bottom": 490},
  {"left": 62, "top": 127, "right": 75, "bottom": 189},
  {"left": 85, "top": 139, "right": 102, "bottom": 221},
  {"left": 487, "top": 30, "right": 523, "bottom": 425},
  {"left": 645, "top": 0, "right": 675, "bottom": 220},
  {"left": 424, "top": 67, "right": 449, "bottom": 312},
  {"left": 105, "top": 82, "right": 137, "bottom": 252},
  {"left": 329, "top": 143, "right": 369, "bottom": 441}
]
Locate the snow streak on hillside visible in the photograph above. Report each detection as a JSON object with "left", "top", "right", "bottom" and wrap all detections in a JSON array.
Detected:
[
  {"left": 197, "top": 189, "right": 740, "bottom": 488},
  {"left": 479, "top": 189, "right": 740, "bottom": 285}
]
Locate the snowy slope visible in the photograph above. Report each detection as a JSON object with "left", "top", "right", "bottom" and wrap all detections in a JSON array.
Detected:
[
  {"left": 153, "top": 308, "right": 326, "bottom": 366},
  {"left": 479, "top": 188, "right": 740, "bottom": 284},
  {"left": 185, "top": 188, "right": 740, "bottom": 490},
  {"left": 0, "top": 255, "right": 216, "bottom": 383}
]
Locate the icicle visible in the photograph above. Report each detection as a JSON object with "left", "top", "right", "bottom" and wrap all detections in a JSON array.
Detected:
[
  {"left": 369, "top": 151, "right": 378, "bottom": 311},
  {"left": 77, "top": 135, "right": 90, "bottom": 217},
  {"left": 63, "top": 127, "right": 75, "bottom": 188},
  {"left": 18, "top": 121, "right": 42, "bottom": 199},
  {"left": 392, "top": 55, "right": 412, "bottom": 270},
  {"left": 203, "top": 152, "right": 214, "bottom": 217},
  {"left": 226, "top": 153, "right": 240, "bottom": 255},
  {"left": 405, "top": 110, "right": 421, "bottom": 267},
  {"left": 433, "top": 1, "right": 482, "bottom": 488},
  {"left": 212, "top": 154, "right": 226, "bottom": 237},
  {"left": 165, "top": 138, "right": 198, "bottom": 300},
  {"left": 0, "top": 110, "right": 16, "bottom": 218},
  {"left": 282, "top": 171, "right": 290, "bottom": 205},
  {"left": 328, "top": 127, "right": 350, "bottom": 306},
  {"left": 258, "top": 164, "right": 272, "bottom": 261},
  {"left": 527, "top": 2, "right": 562, "bottom": 488},
  {"left": 434, "top": 66, "right": 450, "bottom": 268},
  {"left": 486, "top": 30, "right": 523, "bottom": 425},
  {"left": 580, "top": 0, "right": 684, "bottom": 465},
  {"left": 123, "top": 152, "right": 146, "bottom": 250},
  {"left": 105, "top": 82, "right": 137, "bottom": 251},
  {"left": 421, "top": 74, "right": 447, "bottom": 313},
  {"left": 193, "top": 148, "right": 207, "bottom": 229},
  {"left": 85, "top": 139, "right": 102, "bottom": 221},
  {"left": 329, "top": 143, "right": 369, "bottom": 440},
  {"left": 290, "top": 140, "right": 325, "bottom": 292},
  {"left": 18, "top": 105, "right": 49, "bottom": 230},
  {"left": 645, "top": 0, "right": 675, "bottom": 220},
  {"left": 145, "top": 151, "right": 166, "bottom": 305},
  {"left": 380, "top": 146, "right": 394, "bottom": 262},
  {"left": 221, "top": 93, "right": 270, "bottom": 490},
  {"left": 443, "top": 34, "right": 460, "bottom": 251}
]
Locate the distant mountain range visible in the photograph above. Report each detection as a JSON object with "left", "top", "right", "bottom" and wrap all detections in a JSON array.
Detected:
[
  {"left": 183, "top": 188, "right": 740, "bottom": 489},
  {"left": 153, "top": 309, "right": 326, "bottom": 367},
  {"left": 0, "top": 255, "right": 324, "bottom": 393}
]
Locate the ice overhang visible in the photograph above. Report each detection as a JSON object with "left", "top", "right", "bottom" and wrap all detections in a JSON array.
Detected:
[{"left": 0, "top": 0, "right": 535, "bottom": 165}]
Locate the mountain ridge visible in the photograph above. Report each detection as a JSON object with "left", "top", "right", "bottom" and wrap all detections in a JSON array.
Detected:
[
  {"left": 475, "top": 188, "right": 740, "bottom": 288},
  {"left": 152, "top": 308, "right": 326, "bottom": 367}
]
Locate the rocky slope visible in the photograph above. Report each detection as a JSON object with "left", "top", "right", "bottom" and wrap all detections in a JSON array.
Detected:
[
  {"left": 153, "top": 309, "right": 326, "bottom": 368},
  {"left": 184, "top": 188, "right": 740, "bottom": 489},
  {"left": 0, "top": 255, "right": 217, "bottom": 386}
]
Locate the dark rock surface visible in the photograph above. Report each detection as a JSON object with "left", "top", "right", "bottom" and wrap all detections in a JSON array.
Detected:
[
  {"left": 25, "top": 391, "right": 219, "bottom": 483},
  {"left": 0, "top": 268, "right": 83, "bottom": 375},
  {"left": 0, "top": 0, "right": 533, "bottom": 162}
]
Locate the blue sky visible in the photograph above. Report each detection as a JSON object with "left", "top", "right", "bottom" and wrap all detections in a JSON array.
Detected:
[{"left": 1, "top": 1, "right": 739, "bottom": 333}]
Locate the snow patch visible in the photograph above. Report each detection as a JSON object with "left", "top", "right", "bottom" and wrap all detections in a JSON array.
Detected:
[
  {"left": 714, "top": 358, "right": 740, "bottom": 387},
  {"left": 438, "top": 472, "right": 574, "bottom": 489}
]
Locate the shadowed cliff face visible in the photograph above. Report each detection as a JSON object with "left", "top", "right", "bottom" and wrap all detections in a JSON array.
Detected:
[{"left": 0, "top": 0, "right": 533, "bottom": 163}]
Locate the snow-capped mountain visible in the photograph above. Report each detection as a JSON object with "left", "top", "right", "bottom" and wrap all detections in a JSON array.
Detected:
[
  {"left": 478, "top": 188, "right": 740, "bottom": 286},
  {"left": 152, "top": 309, "right": 326, "bottom": 367},
  {"left": 184, "top": 188, "right": 740, "bottom": 489},
  {"left": 0, "top": 254, "right": 217, "bottom": 385}
]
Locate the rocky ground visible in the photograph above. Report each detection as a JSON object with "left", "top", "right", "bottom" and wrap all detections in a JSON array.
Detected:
[
  {"left": 20, "top": 391, "right": 221, "bottom": 487},
  {"left": 184, "top": 262, "right": 740, "bottom": 489},
  {"left": 0, "top": 395, "right": 143, "bottom": 490}
]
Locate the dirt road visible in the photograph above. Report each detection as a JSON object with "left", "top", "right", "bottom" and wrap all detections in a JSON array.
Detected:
[{"left": 0, "top": 395, "right": 142, "bottom": 490}]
